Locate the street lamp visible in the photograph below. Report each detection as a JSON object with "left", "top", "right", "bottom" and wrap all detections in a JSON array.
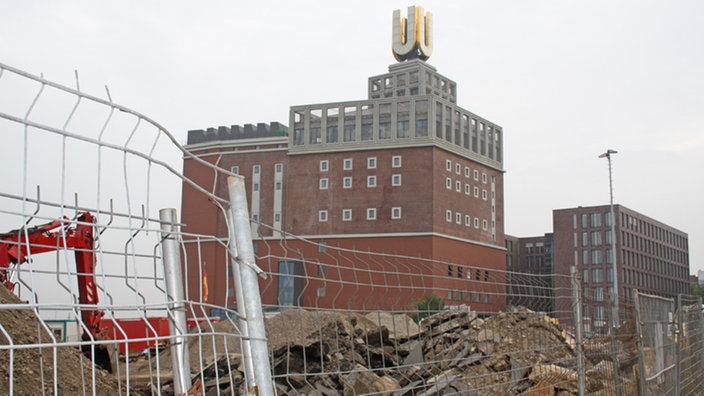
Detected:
[{"left": 599, "top": 149, "right": 618, "bottom": 328}]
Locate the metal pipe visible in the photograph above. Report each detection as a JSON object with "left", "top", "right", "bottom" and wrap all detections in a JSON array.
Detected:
[
  {"left": 571, "top": 266, "right": 585, "bottom": 396},
  {"left": 227, "top": 176, "right": 274, "bottom": 396},
  {"left": 159, "top": 208, "right": 191, "bottom": 395}
]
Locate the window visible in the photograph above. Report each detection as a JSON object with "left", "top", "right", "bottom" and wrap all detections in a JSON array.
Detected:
[
  {"left": 392, "top": 174, "right": 402, "bottom": 186},
  {"left": 367, "top": 175, "right": 377, "bottom": 187},
  {"left": 592, "top": 268, "right": 603, "bottom": 282},
  {"left": 231, "top": 166, "right": 239, "bottom": 174},
  {"left": 591, "top": 213, "right": 602, "bottom": 227},
  {"left": 456, "top": 212, "right": 461, "bottom": 224},
  {"left": 367, "top": 208, "right": 377, "bottom": 220},
  {"left": 343, "top": 177, "right": 352, "bottom": 189},
  {"left": 275, "top": 181, "right": 282, "bottom": 190},
  {"left": 605, "top": 212, "right": 613, "bottom": 227},
  {"left": 465, "top": 184, "right": 470, "bottom": 195},
  {"left": 446, "top": 160, "right": 452, "bottom": 171},
  {"left": 320, "top": 160, "right": 329, "bottom": 172},
  {"left": 319, "top": 210, "right": 328, "bottom": 222},
  {"left": 455, "top": 163, "right": 461, "bottom": 174},
  {"left": 274, "top": 213, "right": 281, "bottom": 222},
  {"left": 392, "top": 155, "right": 402, "bottom": 168},
  {"left": 473, "top": 186, "right": 479, "bottom": 197},
  {"left": 253, "top": 165, "right": 260, "bottom": 174},
  {"left": 464, "top": 166, "right": 470, "bottom": 177},
  {"left": 581, "top": 214, "right": 588, "bottom": 228},
  {"left": 343, "top": 158, "right": 353, "bottom": 170},
  {"left": 583, "top": 250, "right": 589, "bottom": 265},
  {"left": 275, "top": 163, "right": 283, "bottom": 173},
  {"left": 591, "top": 231, "right": 602, "bottom": 246},
  {"left": 473, "top": 170, "right": 479, "bottom": 180},
  {"left": 482, "top": 220, "right": 488, "bottom": 230},
  {"left": 582, "top": 232, "right": 588, "bottom": 246},
  {"left": 474, "top": 218, "right": 479, "bottom": 228},
  {"left": 455, "top": 180, "right": 461, "bottom": 192},
  {"left": 342, "top": 209, "right": 352, "bottom": 221},
  {"left": 448, "top": 265, "right": 454, "bottom": 277},
  {"left": 592, "top": 250, "right": 603, "bottom": 264},
  {"left": 482, "top": 189, "right": 487, "bottom": 200},
  {"left": 319, "top": 178, "right": 328, "bottom": 189},
  {"left": 391, "top": 207, "right": 401, "bottom": 219},
  {"left": 465, "top": 215, "right": 470, "bottom": 226},
  {"left": 446, "top": 177, "right": 452, "bottom": 189},
  {"left": 446, "top": 210, "right": 452, "bottom": 222},
  {"left": 482, "top": 173, "right": 487, "bottom": 184},
  {"left": 253, "top": 183, "right": 259, "bottom": 192},
  {"left": 367, "top": 157, "right": 377, "bottom": 169}
]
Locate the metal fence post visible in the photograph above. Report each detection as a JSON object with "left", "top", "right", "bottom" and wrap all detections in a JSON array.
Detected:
[
  {"left": 633, "top": 289, "right": 647, "bottom": 394},
  {"left": 228, "top": 209, "right": 256, "bottom": 390},
  {"left": 571, "top": 266, "right": 585, "bottom": 396},
  {"left": 159, "top": 208, "right": 191, "bottom": 395},
  {"left": 675, "top": 294, "right": 681, "bottom": 396},
  {"left": 227, "top": 176, "right": 274, "bottom": 396}
]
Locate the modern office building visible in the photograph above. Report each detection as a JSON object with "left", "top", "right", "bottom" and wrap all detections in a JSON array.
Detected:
[
  {"left": 180, "top": 7, "right": 507, "bottom": 314},
  {"left": 505, "top": 234, "right": 555, "bottom": 314},
  {"left": 552, "top": 204, "right": 690, "bottom": 334}
]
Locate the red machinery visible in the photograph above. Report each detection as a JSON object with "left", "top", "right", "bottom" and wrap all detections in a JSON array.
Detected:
[{"left": 0, "top": 212, "right": 111, "bottom": 370}]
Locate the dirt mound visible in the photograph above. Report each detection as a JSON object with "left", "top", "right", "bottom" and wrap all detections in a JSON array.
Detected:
[{"left": 0, "top": 285, "right": 123, "bottom": 395}]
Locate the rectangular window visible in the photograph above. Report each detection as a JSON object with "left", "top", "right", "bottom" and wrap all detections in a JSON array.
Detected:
[
  {"left": 473, "top": 170, "right": 479, "bottom": 181},
  {"left": 342, "top": 209, "right": 352, "bottom": 221},
  {"left": 231, "top": 166, "right": 239, "bottom": 174},
  {"left": 392, "top": 174, "right": 402, "bottom": 186},
  {"left": 446, "top": 210, "right": 452, "bottom": 222},
  {"left": 446, "top": 160, "right": 452, "bottom": 171},
  {"left": 605, "top": 212, "right": 613, "bottom": 227},
  {"left": 391, "top": 207, "right": 401, "bottom": 219},
  {"left": 320, "top": 160, "right": 329, "bottom": 172},
  {"left": 343, "top": 158, "right": 353, "bottom": 170},
  {"left": 253, "top": 165, "right": 260, "bottom": 174},
  {"left": 367, "top": 157, "right": 376, "bottom": 169},
  {"left": 274, "top": 213, "right": 281, "bottom": 222},
  {"left": 474, "top": 218, "right": 479, "bottom": 228},
  {"left": 482, "top": 173, "right": 487, "bottom": 184},
  {"left": 581, "top": 214, "right": 588, "bottom": 228},
  {"left": 592, "top": 250, "right": 603, "bottom": 264},
  {"left": 319, "top": 178, "right": 328, "bottom": 189},
  {"left": 275, "top": 181, "right": 282, "bottom": 190},
  {"left": 343, "top": 177, "right": 352, "bottom": 189},
  {"left": 465, "top": 215, "right": 470, "bottom": 226},
  {"left": 319, "top": 210, "right": 328, "bottom": 222},
  {"left": 591, "top": 231, "right": 602, "bottom": 246},
  {"left": 367, "top": 208, "right": 377, "bottom": 220},
  {"left": 367, "top": 175, "right": 377, "bottom": 187},
  {"left": 446, "top": 177, "right": 452, "bottom": 189},
  {"left": 464, "top": 166, "right": 470, "bottom": 177},
  {"left": 455, "top": 163, "right": 461, "bottom": 174},
  {"left": 253, "top": 183, "right": 259, "bottom": 192},
  {"left": 591, "top": 213, "right": 602, "bottom": 227},
  {"left": 275, "top": 163, "right": 283, "bottom": 173},
  {"left": 456, "top": 212, "right": 461, "bottom": 224},
  {"left": 583, "top": 250, "right": 589, "bottom": 265},
  {"left": 482, "top": 189, "right": 487, "bottom": 200},
  {"left": 473, "top": 186, "right": 479, "bottom": 197},
  {"left": 455, "top": 180, "right": 461, "bottom": 192},
  {"left": 482, "top": 220, "right": 488, "bottom": 230},
  {"left": 464, "top": 184, "right": 470, "bottom": 195},
  {"left": 592, "top": 268, "right": 603, "bottom": 282},
  {"left": 582, "top": 232, "right": 588, "bottom": 246},
  {"left": 392, "top": 155, "right": 402, "bottom": 168}
]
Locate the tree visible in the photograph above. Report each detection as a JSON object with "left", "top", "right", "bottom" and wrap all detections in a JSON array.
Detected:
[
  {"left": 691, "top": 282, "right": 704, "bottom": 298},
  {"left": 412, "top": 294, "right": 445, "bottom": 323}
]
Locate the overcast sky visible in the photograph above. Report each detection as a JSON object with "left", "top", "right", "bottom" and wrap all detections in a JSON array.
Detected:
[{"left": 2, "top": 1, "right": 703, "bottom": 275}]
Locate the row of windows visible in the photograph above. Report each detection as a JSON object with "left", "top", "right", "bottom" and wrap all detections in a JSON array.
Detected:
[
  {"left": 320, "top": 156, "right": 402, "bottom": 172},
  {"left": 622, "top": 231, "right": 688, "bottom": 263},
  {"left": 447, "top": 289, "right": 491, "bottom": 304},
  {"left": 445, "top": 210, "right": 489, "bottom": 230},
  {"left": 320, "top": 174, "right": 402, "bottom": 189},
  {"left": 578, "top": 230, "right": 613, "bottom": 247},
  {"left": 622, "top": 269, "right": 687, "bottom": 293},
  {"left": 622, "top": 212, "right": 687, "bottom": 249},
  {"left": 446, "top": 178, "right": 489, "bottom": 200},
  {"left": 582, "top": 267, "right": 614, "bottom": 284},
  {"left": 231, "top": 163, "right": 284, "bottom": 175},
  {"left": 621, "top": 250, "right": 689, "bottom": 279},
  {"left": 319, "top": 207, "right": 402, "bottom": 222},
  {"left": 445, "top": 159, "right": 487, "bottom": 183},
  {"left": 578, "top": 212, "right": 612, "bottom": 229},
  {"left": 582, "top": 249, "right": 614, "bottom": 265},
  {"left": 448, "top": 266, "right": 490, "bottom": 281}
]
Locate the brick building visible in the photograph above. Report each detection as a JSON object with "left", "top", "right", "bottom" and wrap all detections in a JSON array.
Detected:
[
  {"left": 181, "top": 57, "right": 507, "bottom": 314},
  {"left": 505, "top": 234, "right": 555, "bottom": 314}
]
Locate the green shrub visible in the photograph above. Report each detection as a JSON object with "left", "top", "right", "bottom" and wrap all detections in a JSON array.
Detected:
[{"left": 412, "top": 294, "right": 445, "bottom": 323}]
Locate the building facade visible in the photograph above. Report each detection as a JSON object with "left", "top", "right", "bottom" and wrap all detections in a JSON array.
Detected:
[
  {"left": 181, "top": 12, "right": 507, "bottom": 314},
  {"left": 552, "top": 204, "right": 690, "bottom": 335},
  {"left": 505, "top": 234, "right": 555, "bottom": 314}
]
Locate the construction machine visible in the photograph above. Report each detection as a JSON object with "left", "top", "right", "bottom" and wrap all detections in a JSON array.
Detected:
[{"left": 0, "top": 212, "right": 112, "bottom": 372}]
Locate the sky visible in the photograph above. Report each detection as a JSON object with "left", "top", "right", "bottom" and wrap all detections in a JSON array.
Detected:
[{"left": 2, "top": 1, "right": 703, "bottom": 275}]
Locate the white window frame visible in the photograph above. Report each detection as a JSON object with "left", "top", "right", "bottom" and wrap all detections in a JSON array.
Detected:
[
  {"left": 391, "top": 207, "right": 401, "bottom": 219},
  {"left": 464, "top": 166, "right": 470, "bottom": 177},
  {"left": 275, "top": 181, "right": 282, "bottom": 190},
  {"left": 392, "top": 174, "right": 402, "bottom": 186},
  {"left": 482, "top": 173, "right": 487, "bottom": 184},
  {"left": 455, "top": 163, "right": 461, "bottom": 175},
  {"left": 456, "top": 212, "right": 461, "bottom": 224},
  {"left": 367, "top": 175, "right": 377, "bottom": 187},
  {"left": 474, "top": 218, "right": 479, "bottom": 228},
  {"left": 319, "top": 210, "right": 328, "bottom": 222},
  {"left": 367, "top": 157, "right": 377, "bottom": 169},
  {"left": 482, "top": 219, "right": 488, "bottom": 230},
  {"left": 446, "top": 177, "right": 452, "bottom": 189},
  {"left": 446, "top": 210, "right": 452, "bottom": 222},
  {"left": 231, "top": 166, "right": 239, "bottom": 174},
  {"left": 482, "top": 189, "right": 487, "bottom": 200},
  {"left": 392, "top": 155, "right": 402, "bottom": 168},
  {"left": 465, "top": 184, "right": 470, "bottom": 195},
  {"left": 275, "top": 163, "right": 283, "bottom": 173},
  {"left": 319, "top": 178, "right": 329, "bottom": 189},
  {"left": 253, "top": 164, "right": 260, "bottom": 174},
  {"left": 343, "top": 158, "right": 353, "bottom": 170},
  {"left": 473, "top": 169, "right": 479, "bottom": 181},
  {"left": 342, "top": 209, "right": 352, "bottom": 221},
  {"left": 465, "top": 215, "right": 470, "bottom": 226},
  {"left": 320, "top": 160, "right": 329, "bottom": 172},
  {"left": 366, "top": 208, "right": 377, "bottom": 220},
  {"left": 445, "top": 159, "right": 452, "bottom": 171},
  {"left": 455, "top": 180, "right": 461, "bottom": 192},
  {"left": 473, "top": 186, "right": 479, "bottom": 197},
  {"left": 343, "top": 176, "right": 352, "bottom": 189}
]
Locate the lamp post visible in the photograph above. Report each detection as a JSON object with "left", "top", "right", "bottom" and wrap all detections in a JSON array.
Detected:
[{"left": 599, "top": 149, "right": 618, "bottom": 328}]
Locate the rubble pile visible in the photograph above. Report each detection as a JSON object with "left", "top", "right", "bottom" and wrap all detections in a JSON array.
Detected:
[{"left": 144, "top": 306, "right": 641, "bottom": 395}]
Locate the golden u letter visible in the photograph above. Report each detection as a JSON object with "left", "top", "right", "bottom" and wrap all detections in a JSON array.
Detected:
[{"left": 392, "top": 6, "right": 433, "bottom": 62}]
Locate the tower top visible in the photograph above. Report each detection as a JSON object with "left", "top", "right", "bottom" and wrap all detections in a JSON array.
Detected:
[{"left": 392, "top": 6, "right": 433, "bottom": 62}]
